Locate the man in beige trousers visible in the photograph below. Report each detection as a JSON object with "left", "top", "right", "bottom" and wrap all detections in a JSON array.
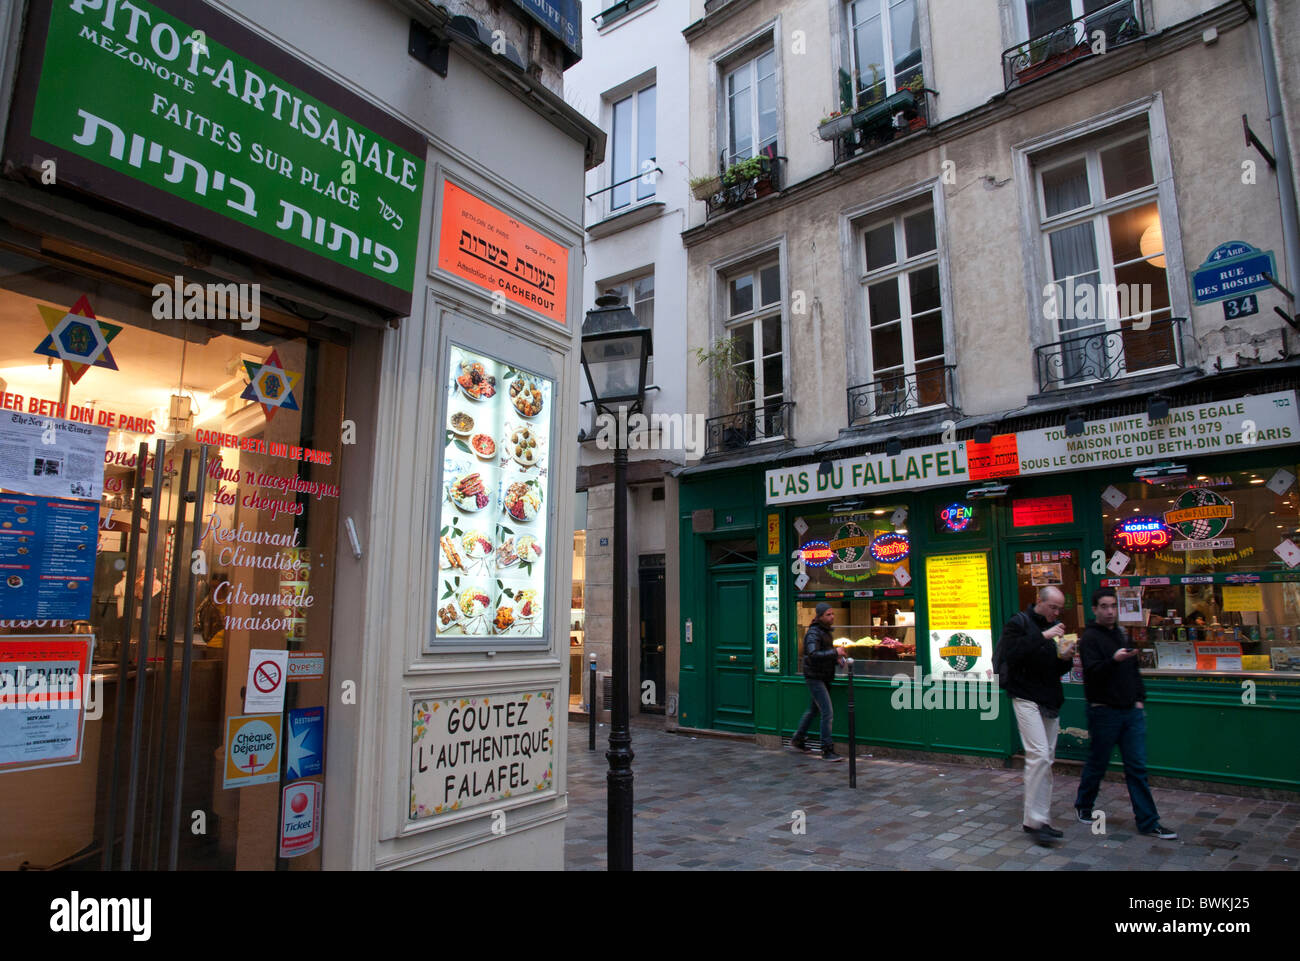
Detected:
[{"left": 993, "top": 586, "right": 1077, "bottom": 845}]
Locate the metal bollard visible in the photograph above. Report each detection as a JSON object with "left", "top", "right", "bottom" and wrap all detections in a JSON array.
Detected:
[
  {"left": 589, "top": 654, "right": 598, "bottom": 750},
  {"left": 846, "top": 658, "right": 857, "bottom": 788}
]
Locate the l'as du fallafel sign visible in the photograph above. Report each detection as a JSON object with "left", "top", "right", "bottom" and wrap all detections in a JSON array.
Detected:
[{"left": 6, "top": 0, "right": 426, "bottom": 314}]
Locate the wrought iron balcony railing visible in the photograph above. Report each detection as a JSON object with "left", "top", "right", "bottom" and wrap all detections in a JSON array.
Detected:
[
  {"left": 704, "top": 401, "right": 794, "bottom": 455},
  {"left": 1002, "top": 0, "right": 1145, "bottom": 90},
  {"left": 702, "top": 154, "right": 785, "bottom": 218},
  {"left": 1035, "top": 317, "right": 1186, "bottom": 392},
  {"left": 847, "top": 365, "right": 956, "bottom": 426}
]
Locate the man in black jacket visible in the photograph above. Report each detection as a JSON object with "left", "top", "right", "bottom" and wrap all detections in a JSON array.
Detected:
[
  {"left": 1074, "top": 587, "right": 1177, "bottom": 839},
  {"left": 790, "top": 602, "right": 846, "bottom": 761},
  {"left": 995, "top": 586, "right": 1075, "bottom": 844}
]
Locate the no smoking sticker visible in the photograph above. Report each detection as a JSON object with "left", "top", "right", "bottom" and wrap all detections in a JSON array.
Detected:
[{"left": 244, "top": 648, "right": 288, "bottom": 713}]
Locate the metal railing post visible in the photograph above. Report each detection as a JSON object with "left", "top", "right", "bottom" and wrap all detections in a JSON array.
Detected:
[
  {"left": 589, "top": 653, "right": 597, "bottom": 751},
  {"left": 846, "top": 658, "right": 857, "bottom": 788}
]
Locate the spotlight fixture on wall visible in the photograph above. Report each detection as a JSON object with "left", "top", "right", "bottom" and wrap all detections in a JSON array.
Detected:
[
  {"left": 1147, "top": 394, "right": 1170, "bottom": 422},
  {"left": 818, "top": 459, "right": 834, "bottom": 478},
  {"left": 1064, "top": 411, "right": 1086, "bottom": 437},
  {"left": 1133, "top": 462, "right": 1188, "bottom": 484},
  {"left": 967, "top": 482, "right": 1010, "bottom": 500},
  {"left": 885, "top": 436, "right": 903, "bottom": 457},
  {"left": 973, "top": 423, "right": 995, "bottom": 445}
]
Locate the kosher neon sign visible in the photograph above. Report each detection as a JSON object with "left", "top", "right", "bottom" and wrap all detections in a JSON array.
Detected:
[
  {"left": 869, "top": 532, "right": 910, "bottom": 564},
  {"left": 1112, "top": 517, "right": 1172, "bottom": 553}
]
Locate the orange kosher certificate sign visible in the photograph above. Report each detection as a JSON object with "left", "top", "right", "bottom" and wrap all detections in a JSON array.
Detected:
[{"left": 436, "top": 180, "right": 568, "bottom": 325}]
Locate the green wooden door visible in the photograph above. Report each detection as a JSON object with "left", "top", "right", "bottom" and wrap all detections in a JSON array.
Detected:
[{"left": 708, "top": 572, "right": 756, "bottom": 732}]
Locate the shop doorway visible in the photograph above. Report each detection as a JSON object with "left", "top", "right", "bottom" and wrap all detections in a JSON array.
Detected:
[
  {"left": 638, "top": 557, "right": 665, "bottom": 713},
  {"left": 1003, "top": 542, "right": 1087, "bottom": 638},
  {"left": 705, "top": 537, "right": 758, "bottom": 732},
  {"left": 0, "top": 253, "right": 344, "bottom": 870}
]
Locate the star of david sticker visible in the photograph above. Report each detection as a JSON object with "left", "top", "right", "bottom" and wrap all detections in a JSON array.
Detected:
[
  {"left": 33, "top": 295, "right": 121, "bottom": 385},
  {"left": 241, "top": 349, "right": 302, "bottom": 421}
]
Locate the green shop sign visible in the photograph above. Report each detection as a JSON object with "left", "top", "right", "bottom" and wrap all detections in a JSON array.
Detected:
[{"left": 7, "top": 0, "right": 426, "bottom": 314}]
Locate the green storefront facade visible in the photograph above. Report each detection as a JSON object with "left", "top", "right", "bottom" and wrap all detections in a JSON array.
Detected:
[{"left": 677, "top": 386, "right": 1300, "bottom": 793}]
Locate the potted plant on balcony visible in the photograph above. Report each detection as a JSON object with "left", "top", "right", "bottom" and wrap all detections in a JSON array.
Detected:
[
  {"left": 721, "top": 155, "right": 763, "bottom": 187},
  {"left": 689, "top": 172, "right": 722, "bottom": 201},
  {"left": 693, "top": 336, "right": 756, "bottom": 450},
  {"left": 904, "top": 74, "right": 927, "bottom": 130}
]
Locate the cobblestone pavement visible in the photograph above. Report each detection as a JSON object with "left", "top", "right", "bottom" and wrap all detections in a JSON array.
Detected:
[{"left": 563, "top": 720, "right": 1300, "bottom": 871}]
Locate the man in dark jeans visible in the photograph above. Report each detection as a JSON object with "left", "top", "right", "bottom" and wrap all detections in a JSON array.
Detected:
[
  {"left": 790, "top": 602, "right": 846, "bottom": 761},
  {"left": 1075, "top": 587, "right": 1177, "bottom": 839}
]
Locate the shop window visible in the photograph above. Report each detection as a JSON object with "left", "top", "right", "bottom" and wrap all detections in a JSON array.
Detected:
[
  {"left": 793, "top": 505, "right": 910, "bottom": 591},
  {"left": 0, "top": 250, "right": 345, "bottom": 870},
  {"left": 795, "top": 597, "right": 916, "bottom": 677},
  {"left": 1099, "top": 467, "right": 1300, "bottom": 674}
]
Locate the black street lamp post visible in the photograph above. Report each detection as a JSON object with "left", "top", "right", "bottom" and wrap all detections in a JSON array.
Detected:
[{"left": 579, "top": 294, "right": 651, "bottom": 872}]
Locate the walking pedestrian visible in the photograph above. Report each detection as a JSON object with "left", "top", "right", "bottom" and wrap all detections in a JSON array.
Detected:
[
  {"left": 790, "top": 602, "right": 846, "bottom": 762},
  {"left": 994, "top": 585, "right": 1075, "bottom": 844},
  {"left": 1074, "top": 587, "right": 1177, "bottom": 839}
]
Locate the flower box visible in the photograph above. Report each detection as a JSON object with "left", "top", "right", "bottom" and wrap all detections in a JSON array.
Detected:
[
  {"left": 690, "top": 176, "right": 722, "bottom": 201},
  {"left": 818, "top": 114, "right": 854, "bottom": 141}
]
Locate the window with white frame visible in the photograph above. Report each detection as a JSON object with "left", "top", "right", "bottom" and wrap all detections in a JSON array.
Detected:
[
  {"left": 722, "top": 49, "right": 778, "bottom": 166},
  {"left": 846, "top": 0, "right": 921, "bottom": 107},
  {"left": 1034, "top": 126, "right": 1175, "bottom": 386},
  {"left": 856, "top": 203, "right": 948, "bottom": 419},
  {"left": 722, "top": 260, "right": 785, "bottom": 437},
  {"left": 600, "top": 272, "right": 655, "bottom": 384},
  {"left": 1021, "top": 0, "right": 1122, "bottom": 40},
  {"left": 610, "top": 84, "right": 656, "bottom": 211}
]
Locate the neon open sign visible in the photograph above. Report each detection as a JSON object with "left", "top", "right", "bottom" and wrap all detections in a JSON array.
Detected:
[
  {"left": 800, "top": 540, "right": 833, "bottom": 567},
  {"left": 940, "top": 503, "right": 973, "bottom": 532},
  {"left": 1113, "top": 517, "right": 1172, "bottom": 553},
  {"left": 869, "top": 532, "right": 910, "bottom": 563}
]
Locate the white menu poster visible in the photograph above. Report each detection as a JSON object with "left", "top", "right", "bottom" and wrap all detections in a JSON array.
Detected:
[{"left": 433, "top": 345, "right": 552, "bottom": 644}]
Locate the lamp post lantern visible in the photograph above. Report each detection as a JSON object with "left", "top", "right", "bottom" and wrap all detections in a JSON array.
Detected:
[{"left": 579, "top": 293, "right": 651, "bottom": 872}]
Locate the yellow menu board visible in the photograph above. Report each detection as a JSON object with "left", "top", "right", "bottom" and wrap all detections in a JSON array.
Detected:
[{"left": 926, "top": 552, "right": 993, "bottom": 680}]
